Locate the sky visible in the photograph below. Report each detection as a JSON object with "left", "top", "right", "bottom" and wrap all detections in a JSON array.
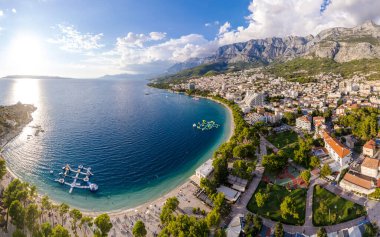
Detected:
[{"left": 0, "top": 0, "right": 379, "bottom": 78}]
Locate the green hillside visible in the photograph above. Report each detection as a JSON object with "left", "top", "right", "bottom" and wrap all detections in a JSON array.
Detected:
[
  {"left": 267, "top": 58, "right": 380, "bottom": 83},
  {"left": 149, "top": 61, "right": 262, "bottom": 88}
]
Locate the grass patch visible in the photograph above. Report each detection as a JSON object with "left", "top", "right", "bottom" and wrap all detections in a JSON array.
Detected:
[
  {"left": 247, "top": 181, "right": 306, "bottom": 225},
  {"left": 266, "top": 130, "right": 298, "bottom": 149},
  {"left": 313, "top": 185, "right": 366, "bottom": 226}
]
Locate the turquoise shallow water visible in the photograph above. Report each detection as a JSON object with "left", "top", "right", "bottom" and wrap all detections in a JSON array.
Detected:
[{"left": 0, "top": 78, "right": 231, "bottom": 211}]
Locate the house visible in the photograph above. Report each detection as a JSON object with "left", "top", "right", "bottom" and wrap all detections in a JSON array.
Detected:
[
  {"left": 226, "top": 214, "right": 244, "bottom": 237},
  {"left": 340, "top": 172, "right": 375, "bottom": 195},
  {"left": 361, "top": 157, "right": 380, "bottom": 178},
  {"left": 323, "top": 131, "right": 351, "bottom": 167},
  {"left": 336, "top": 105, "right": 346, "bottom": 116},
  {"left": 228, "top": 175, "right": 248, "bottom": 192},
  {"left": 363, "top": 139, "right": 377, "bottom": 158},
  {"left": 195, "top": 159, "right": 213, "bottom": 179},
  {"left": 296, "top": 115, "right": 312, "bottom": 131},
  {"left": 217, "top": 185, "right": 241, "bottom": 203},
  {"left": 313, "top": 116, "right": 325, "bottom": 126}
]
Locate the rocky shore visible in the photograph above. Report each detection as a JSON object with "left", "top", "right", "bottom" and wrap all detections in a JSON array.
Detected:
[{"left": 0, "top": 102, "right": 36, "bottom": 148}]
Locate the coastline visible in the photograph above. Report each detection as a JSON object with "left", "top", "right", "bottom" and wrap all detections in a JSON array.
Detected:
[
  {"left": 83, "top": 94, "right": 236, "bottom": 236},
  {"left": 81, "top": 94, "right": 235, "bottom": 216},
  {"left": 0, "top": 94, "right": 236, "bottom": 236}
]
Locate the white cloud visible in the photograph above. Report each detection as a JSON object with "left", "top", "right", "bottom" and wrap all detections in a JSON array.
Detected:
[
  {"left": 149, "top": 32, "right": 166, "bottom": 41},
  {"left": 205, "top": 21, "right": 220, "bottom": 27},
  {"left": 112, "top": 33, "right": 217, "bottom": 73},
  {"left": 44, "top": 0, "right": 380, "bottom": 77},
  {"left": 218, "top": 22, "right": 231, "bottom": 35},
  {"left": 0, "top": 10, "right": 4, "bottom": 17},
  {"left": 48, "top": 24, "right": 104, "bottom": 52},
  {"left": 218, "top": 0, "right": 380, "bottom": 45},
  {"left": 116, "top": 31, "right": 166, "bottom": 48},
  {"left": 11, "top": 8, "right": 16, "bottom": 14}
]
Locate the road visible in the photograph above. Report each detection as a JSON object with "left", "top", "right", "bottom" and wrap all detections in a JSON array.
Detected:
[{"left": 226, "top": 135, "right": 379, "bottom": 236}]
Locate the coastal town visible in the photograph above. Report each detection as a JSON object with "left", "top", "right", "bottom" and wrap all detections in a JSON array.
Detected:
[
  {"left": 0, "top": 1, "right": 380, "bottom": 236},
  {"left": 160, "top": 68, "right": 380, "bottom": 237},
  {"left": 1, "top": 68, "right": 380, "bottom": 237}
]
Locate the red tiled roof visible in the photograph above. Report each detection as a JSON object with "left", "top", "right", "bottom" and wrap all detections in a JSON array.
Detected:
[
  {"left": 313, "top": 116, "right": 325, "bottom": 123},
  {"left": 343, "top": 173, "right": 372, "bottom": 190},
  {"left": 323, "top": 131, "right": 351, "bottom": 158},
  {"left": 362, "top": 157, "right": 379, "bottom": 170},
  {"left": 297, "top": 115, "right": 311, "bottom": 123},
  {"left": 363, "top": 139, "right": 376, "bottom": 150},
  {"left": 348, "top": 104, "right": 360, "bottom": 110}
]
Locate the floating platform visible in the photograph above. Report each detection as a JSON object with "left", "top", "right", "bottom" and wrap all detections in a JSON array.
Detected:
[
  {"left": 193, "top": 120, "right": 220, "bottom": 131},
  {"left": 54, "top": 164, "right": 98, "bottom": 194}
]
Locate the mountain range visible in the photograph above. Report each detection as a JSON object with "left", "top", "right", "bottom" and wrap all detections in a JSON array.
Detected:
[{"left": 167, "top": 20, "right": 380, "bottom": 75}]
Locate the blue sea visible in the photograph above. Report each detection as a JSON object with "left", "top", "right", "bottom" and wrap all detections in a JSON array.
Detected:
[{"left": 0, "top": 78, "right": 231, "bottom": 211}]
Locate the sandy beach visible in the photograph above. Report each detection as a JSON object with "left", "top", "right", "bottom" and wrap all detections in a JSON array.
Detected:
[
  {"left": 85, "top": 97, "right": 235, "bottom": 237},
  {"left": 101, "top": 97, "right": 235, "bottom": 237},
  {"left": 0, "top": 97, "right": 235, "bottom": 237}
]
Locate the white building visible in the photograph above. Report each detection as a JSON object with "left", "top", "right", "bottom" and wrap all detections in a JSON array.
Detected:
[
  {"left": 296, "top": 115, "right": 312, "bottom": 131},
  {"left": 264, "top": 112, "right": 282, "bottom": 124},
  {"left": 340, "top": 172, "right": 375, "bottom": 195},
  {"left": 363, "top": 139, "right": 377, "bottom": 158},
  {"left": 361, "top": 157, "right": 380, "bottom": 178},
  {"left": 195, "top": 159, "right": 214, "bottom": 179},
  {"left": 242, "top": 91, "right": 265, "bottom": 108},
  {"left": 217, "top": 185, "right": 241, "bottom": 203},
  {"left": 323, "top": 131, "right": 351, "bottom": 167},
  {"left": 226, "top": 214, "right": 244, "bottom": 237}
]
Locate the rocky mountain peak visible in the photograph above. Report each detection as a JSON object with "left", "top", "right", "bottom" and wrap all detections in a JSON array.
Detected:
[{"left": 167, "top": 21, "right": 380, "bottom": 73}]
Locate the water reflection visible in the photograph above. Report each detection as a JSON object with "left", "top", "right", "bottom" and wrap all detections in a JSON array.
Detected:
[
  {"left": 5, "top": 79, "right": 44, "bottom": 174},
  {"left": 10, "top": 79, "right": 41, "bottom": 105}
]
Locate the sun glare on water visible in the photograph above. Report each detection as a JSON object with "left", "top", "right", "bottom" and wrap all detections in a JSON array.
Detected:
[
  {"left": 11, "top": 79, "right": 41, "bottom": 104},
  {"left": 7, "top": 34, "right": 47, "bottom": 75}
]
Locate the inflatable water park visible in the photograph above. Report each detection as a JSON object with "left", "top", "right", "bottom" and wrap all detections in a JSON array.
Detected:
[
  {"left": 193, "top": 120, "right": 220, "bottom": 131},
  {"left": 54, "top": 164, "right": 98, "bottom": 194}
]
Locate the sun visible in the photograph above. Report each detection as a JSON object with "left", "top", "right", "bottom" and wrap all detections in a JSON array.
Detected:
[{"left": 7, "top": 34, "right": 47, "bottom": 75}]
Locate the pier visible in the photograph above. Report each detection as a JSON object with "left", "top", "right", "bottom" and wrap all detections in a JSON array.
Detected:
[{"left": 55, "top": 164, "right": 98, "bottom": 193}]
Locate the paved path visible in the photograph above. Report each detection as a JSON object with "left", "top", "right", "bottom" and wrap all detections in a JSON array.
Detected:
[
  {"left": 260, "top": 135, "right": 279, "bottom": 153},
  {"left": 226, "top": 136, "right": 376, "bottom": 236},
  {"left": 230, "top": 136, "right": 267, "bottom": 218},
  {"left": 304, "top": 182, "right": 315, "bottom": 229}
]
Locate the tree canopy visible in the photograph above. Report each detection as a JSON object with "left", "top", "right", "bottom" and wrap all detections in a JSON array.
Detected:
[
  {"left": 94, "top": 214, "right": 113, "bottom": 237},
  {"left": 338, "top": 108, "right": 380, "bottom": 140},
  {"left": 133, "top": 220, "right": 147, "bottom": 237},
  {"left": 262, "top": 151, "right": 288, "bottom": 173}
]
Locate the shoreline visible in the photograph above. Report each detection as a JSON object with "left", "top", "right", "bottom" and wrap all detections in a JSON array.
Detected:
[
  {"left": 1, "top": 93, "right": 235, "bottom": 216},
  {"left": 82, "top": 94, "right": 235, "bottom": 216}
]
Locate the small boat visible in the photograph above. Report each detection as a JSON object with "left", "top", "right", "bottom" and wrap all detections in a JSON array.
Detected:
[{"left": 49, "top": 170, "right": 54, "bottom": 174}]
